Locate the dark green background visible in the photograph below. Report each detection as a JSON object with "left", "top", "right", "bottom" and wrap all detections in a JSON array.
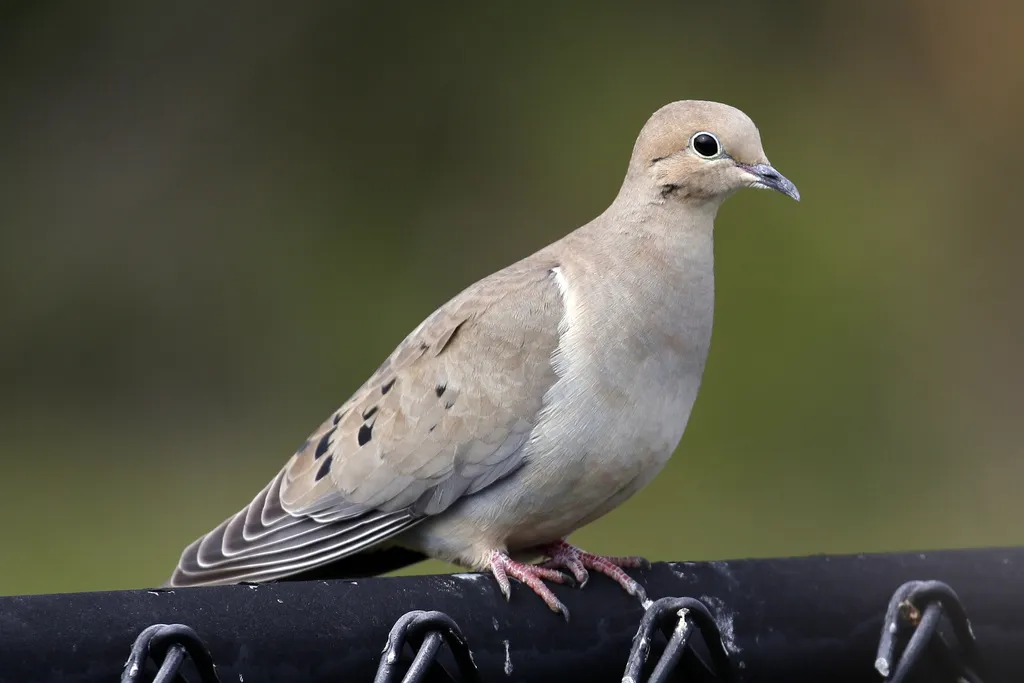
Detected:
[{"left": 3, "top": 1, "right": 1023, "bottom": 596}]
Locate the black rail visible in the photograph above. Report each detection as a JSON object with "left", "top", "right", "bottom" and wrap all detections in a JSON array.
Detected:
[{"left": 2, "top": 546, "right": 1020, "bottom": 682}]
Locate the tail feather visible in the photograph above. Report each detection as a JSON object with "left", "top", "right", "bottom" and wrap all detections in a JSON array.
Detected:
[{"left": 167, "top": 470, "right": 424, "bottom": 587}]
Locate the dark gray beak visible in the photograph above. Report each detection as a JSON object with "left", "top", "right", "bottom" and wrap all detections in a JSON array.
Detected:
[{"left": 742, "top": 163, "right": 800, "bottom": 202}]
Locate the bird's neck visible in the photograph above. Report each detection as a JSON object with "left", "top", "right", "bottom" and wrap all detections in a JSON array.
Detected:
[
  {"left": 558, "top": 198, "right": 718, "bottom": 341},
  {"left": 556, "top": 194, "right": 718, "bottom": 415},
  {"left": 610, "top": 178, "right": 722, "bottom": 230},
  {"left": 588, "top": 191, "right": 720, "bottom": 270}
]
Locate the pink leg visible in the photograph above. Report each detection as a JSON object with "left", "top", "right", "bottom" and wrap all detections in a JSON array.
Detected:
[
  {"left": 488, "top": 549, "right": 573, "bottom": 620},
  {"left": 540, "top": 540, "right": 649, "bottom": 601}
]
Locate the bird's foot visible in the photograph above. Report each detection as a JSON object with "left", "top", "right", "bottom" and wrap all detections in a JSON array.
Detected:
[
  {"left": 539, "top": 540, "right": 649, "bottom": 603},
  {"left": 488, "top": 549, "right": 572, "bottom": 620}
]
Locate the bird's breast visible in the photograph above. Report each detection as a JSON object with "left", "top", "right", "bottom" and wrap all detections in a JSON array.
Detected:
[{"left": 500, "top": 241, "right": 716, "bottom": 543}]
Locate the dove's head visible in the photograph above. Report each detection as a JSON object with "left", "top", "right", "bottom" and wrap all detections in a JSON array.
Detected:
[{"left": 625, "top": 100, "right": 799, "bottom": 206}]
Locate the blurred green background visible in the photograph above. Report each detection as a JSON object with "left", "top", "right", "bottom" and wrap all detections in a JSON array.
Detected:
[{"left": 2, "top": 0, "right": 1023, "bottom": 597}]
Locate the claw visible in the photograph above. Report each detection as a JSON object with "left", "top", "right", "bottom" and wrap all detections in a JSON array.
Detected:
[
  {"left": 556, "top": 602, "right": 570, "bottom": 622},
  {"left": 485, "top": 542, "right": 648, "bottom": 618},
  {"left": 539, "top": 540, "right": 649, "bottom": 604},
  {"left": 541, "top": 553, "right": 590, "bottom": 587},
  {"left": 488, "top": 549, "right": 572, "bottom": 619},
  {"left": 489, "top": 554, "right": 513, "bottom": 601}
]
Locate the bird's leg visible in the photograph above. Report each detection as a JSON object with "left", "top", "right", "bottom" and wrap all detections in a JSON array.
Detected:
[
  {"left": 488, "top": 549, "right": 572, "bottom": 620},
  {"left": 539, "top": 540, "right": 649, "bottom": 602}
]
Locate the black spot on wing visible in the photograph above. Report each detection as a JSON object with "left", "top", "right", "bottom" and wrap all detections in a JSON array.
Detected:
[
  {"left": 362, "top": 405, "right": 378, "bottom": 420},
  {"left": 435, "top": 384, "right": 446, "bottom": 397},
  {"left": 314, "top": 427, "right": 336, "bottom": 460},
  {"left": 381, "top": 378, "right": 395, "bottom": 395},
  {"left": 444, "top": 400, "right": 454, "bottom": 410},
  {"left": 315, "top": 455, "right": 333, "bottom": 481},
  {"left": 358, "top": 423, "right": 373, "bottom": 446}
]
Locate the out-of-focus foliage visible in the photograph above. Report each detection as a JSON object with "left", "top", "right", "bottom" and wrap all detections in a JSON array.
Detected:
[{"left": 2, "top": 0, "right": 1023, "bottom": 595}]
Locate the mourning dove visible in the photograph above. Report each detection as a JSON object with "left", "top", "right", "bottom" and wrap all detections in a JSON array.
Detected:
[{"left": 169, "top": 100, "right": 799, "bottom": 618}]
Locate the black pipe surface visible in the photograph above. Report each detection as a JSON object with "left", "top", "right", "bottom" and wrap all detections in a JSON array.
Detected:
[{"left": 2, "top": 546, "right": 1022, "bottom": 682}]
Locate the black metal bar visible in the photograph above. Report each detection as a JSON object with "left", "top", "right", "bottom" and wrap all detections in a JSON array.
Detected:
[
  {"left": 373, "top": 610, "right": 480, "bottom": 683},
  {"left": 120, "top": 623, "right": 221, "bottom": 683},
  {"left": 622, "top": 597, "right": 730, "bottom": 683},
  {"left": 2, "top": 546, "right": 1023, "bottom": 683},
  {"left": 876, "top": 580, "right": 993, "bottom": 683},
  {"left": 648, "top": 614, "right": 694, "bottom": 683},
  {"left": 399, "top": 632, "right": 443, "bottom": 683},
  {"left": 890, "top": 602, "right": 943, "bottom": 683}
]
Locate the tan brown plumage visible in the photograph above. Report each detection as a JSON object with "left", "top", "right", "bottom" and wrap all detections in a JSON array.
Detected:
[
  {"left": 172, "top": 258, "right": 564, "bottom": 585},
  {"left": 169, "top": 100, "right": 799, "bottom": 617}
]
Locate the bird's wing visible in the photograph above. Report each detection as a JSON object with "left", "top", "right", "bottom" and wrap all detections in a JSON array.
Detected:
[{"left": 170, "top": 256, "right": 565, "bottom": 586}]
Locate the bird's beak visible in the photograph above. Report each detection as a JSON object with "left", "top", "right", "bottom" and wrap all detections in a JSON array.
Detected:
[{"left": 740, "top": 163, "right": 800, "bottom": 202}]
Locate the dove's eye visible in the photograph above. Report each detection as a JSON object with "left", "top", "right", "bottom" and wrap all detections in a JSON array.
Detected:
[{"left": 690, "top": 132, "right": 721, "bottom": 158}]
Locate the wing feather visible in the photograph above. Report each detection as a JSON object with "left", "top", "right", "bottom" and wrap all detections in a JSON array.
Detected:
[{"left": 169, "top": 256, "right": 564, "bottom": 587}]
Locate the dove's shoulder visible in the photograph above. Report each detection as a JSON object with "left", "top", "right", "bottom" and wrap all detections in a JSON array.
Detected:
[{"left": 279, "top": 248, "right": 568, "bottom": 518}]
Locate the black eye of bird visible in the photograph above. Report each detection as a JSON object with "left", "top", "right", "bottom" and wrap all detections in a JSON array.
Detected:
[{"left": 691, "top": 132, "right": 720, "bottom": 158}]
